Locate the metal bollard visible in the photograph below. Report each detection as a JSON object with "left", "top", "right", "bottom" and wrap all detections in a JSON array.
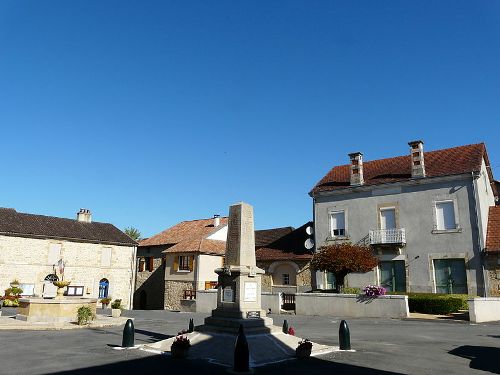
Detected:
[
  {"left": 122, "top": 319, "right": 135, "bottom": 348},
  {"left": 233, "top": 324, "right": 249, "bottom": 372},
  {"left": 339, "top": 320, "right": 351, "bottom": 350},
  {"left": 282, "top": 319, "right": 289, "bottom": 334},
  {"left": 188, "top": 318, "right": 194, "bottom": 333}
]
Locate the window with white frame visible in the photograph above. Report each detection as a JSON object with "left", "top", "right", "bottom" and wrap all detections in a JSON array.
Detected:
[
  {"left": 435, "top": 201, "right": 456, "bottom": 230},
  {"left": 330, "top": 211, "right": 346, "bottom": 237}
]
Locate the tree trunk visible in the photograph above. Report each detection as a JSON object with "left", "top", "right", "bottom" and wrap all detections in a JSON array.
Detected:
[{"left": 335, "top": 272, "right": 347, "bottom": 293}]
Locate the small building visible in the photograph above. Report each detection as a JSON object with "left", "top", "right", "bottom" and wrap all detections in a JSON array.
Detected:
[{"left": 0, "top": 208, "right": 138, "bottom": 308}]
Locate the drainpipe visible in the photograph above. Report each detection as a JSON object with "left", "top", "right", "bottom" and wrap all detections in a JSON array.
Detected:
[
  {"left": 472, "top": 172, "right": 489, "bottom": 297},
  {"left": 129, "top": 245, "right": 138, "bottom": 309}
]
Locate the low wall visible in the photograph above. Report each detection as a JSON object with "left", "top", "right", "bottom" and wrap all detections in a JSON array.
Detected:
[
  {"left": 261, "top": 292, "right": 281, "bottom": 314},
  {"left": 179, "top": 299, "right": 196, "bottom": 313},
  {"left": 195, "top": 290, "right": 217, "bottom": 313},
  {"left": 468, "top": 297, "right": 500, "bottom": 323},
  {"left": 295, "top": 293, "right": 409, "bottom": 319}
]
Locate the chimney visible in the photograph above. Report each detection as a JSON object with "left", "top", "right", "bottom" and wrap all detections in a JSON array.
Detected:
[
  {"left": 77, "top": 208, "right": 92, "bottom": 223},
  {"left": 348, "top": 152, "right": 364, "bottom": 186},
  {"left": 408, "top": 140, "right": 426, "bottom": 178},
  {"left": 213, "top": 214, "right": 220, "bottom": 227}
]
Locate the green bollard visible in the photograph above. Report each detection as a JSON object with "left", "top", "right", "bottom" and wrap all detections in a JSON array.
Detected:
[
  {"left": 122, "top": 319, "right": 135, "bottom": 348},
  {"left": 282, "top": 319, "right": 289, "bottom": 334},
  {"left": 188, "top": 318, "right": 194, "bottom": 333},
  {"left": 339, "top": 320, "right": 351, "bottom": 350},
  {"left": 234, "top": 324, "right": 249, "bottom": 372}
]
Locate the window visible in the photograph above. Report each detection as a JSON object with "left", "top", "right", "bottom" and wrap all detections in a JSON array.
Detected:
[
  {"left": 326, "top": 272, "right": 336, "bottom": 290},
  {"left": 380, "top": 208, "right": 396, "bottom": 230},
  {"left": 101, "top": 247, "right": 112, "bottom": 267},
  {"left": 435, "top": 201, "right": 456, "bottom": 230},
  {"left": 330, "top": 211, "right": 346, "bottom": 237},
  {"left": 434, "top": 259, "right": 467, "bottom": 294},
  {"left": 145, "top": 257, "right": 154, "bottom": 271},
  {"left": 99, "top": 278, "right": 109, "bottom": 298},
  {"left": 48, "top": 243, "right": 61, "bottom": 265},
  {"left": 282, "top": 274, "right": 290, "bottom": 285},
  {"left": 138, "top": 257, "right": 146, "bottom": 272},
  {"left": 178, "top": 255, "right": 190, "bottom": 271}
]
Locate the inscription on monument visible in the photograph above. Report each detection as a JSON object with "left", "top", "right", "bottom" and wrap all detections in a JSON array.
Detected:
[
  {"left": 223, "top": 287, "right": 234, "bottom": 302},
  {"left": 243, "top": 281, "right": 257, "bottom": 302},
  {"left": 246, "top": 311, "right": 260, "bottom": 319}
]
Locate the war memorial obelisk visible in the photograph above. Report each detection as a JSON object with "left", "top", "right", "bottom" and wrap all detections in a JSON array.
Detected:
[{"left": 203, "top": 201, "right": 275, "bottom": 333}]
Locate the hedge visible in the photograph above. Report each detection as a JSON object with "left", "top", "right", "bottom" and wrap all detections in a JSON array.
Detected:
[{"left": 407, "top": 293, "right": 469, "bottom": 315}]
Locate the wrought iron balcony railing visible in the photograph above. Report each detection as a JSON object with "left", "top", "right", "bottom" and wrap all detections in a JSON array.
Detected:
[{"left": 369, "top": 228, "right": 406, "bottom": 245}]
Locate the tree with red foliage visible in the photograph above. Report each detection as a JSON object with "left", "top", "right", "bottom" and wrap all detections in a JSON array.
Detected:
[{"left": 311, "top": 243, "right": 378, "bottom": 293}]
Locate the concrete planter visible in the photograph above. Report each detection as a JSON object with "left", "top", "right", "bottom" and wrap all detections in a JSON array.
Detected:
[{"left": 111, "top": 308, "right": 122, "bottom": 318}]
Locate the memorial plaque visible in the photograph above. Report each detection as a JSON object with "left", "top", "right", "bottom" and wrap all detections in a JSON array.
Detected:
[
  {"left": 244, "top": 281, "right": 257, "bottom": 302},
  {"left": 246, "top": 311, "right": 260, "bottom": 319},
  {"left": 223, "top": 287, "right": 234, "bottom": 302}
]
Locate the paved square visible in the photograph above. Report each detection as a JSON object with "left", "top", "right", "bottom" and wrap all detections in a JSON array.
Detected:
[{"left": 0, "top": 309, "right": 499, "bottom": 374}]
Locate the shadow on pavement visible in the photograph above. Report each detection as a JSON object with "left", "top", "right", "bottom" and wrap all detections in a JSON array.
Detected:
[
  {"left": 48, "top": 354, "right": 405, "bottom": 375},
  {"left": 449, "top": 345, "right": 500, "bottom": 374},
  {"left": 134, "top": 328, "right": 172, "bottom": 342}
]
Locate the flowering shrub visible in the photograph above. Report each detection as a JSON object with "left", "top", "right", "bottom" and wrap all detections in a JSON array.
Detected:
[
  {"left": 297, "top": 339, "right": 313, "bottom": 350},
  {"left": 172, "top": 335, "right": 191, "bottom": 349},
  {"left": 288, "top": 326, "right": 295, "bottom": 336},
  {"left": 363, "top": 285, "right": 386, "bottom": 297},
  {"left": 177, "top": 329, "right": 189, "bottom": 335}
]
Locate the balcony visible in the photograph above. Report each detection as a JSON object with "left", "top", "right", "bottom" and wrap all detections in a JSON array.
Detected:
[{"left": 369, "top": 228, "right": 406, "bottom": 245}]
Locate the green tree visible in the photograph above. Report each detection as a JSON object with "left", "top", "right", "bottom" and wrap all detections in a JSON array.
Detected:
[
  {"left": 311, "top": 242, "right": 378, "bottom": 293},
  {"left": 124, "top": 227, "right": 141, "bottom": 241}
]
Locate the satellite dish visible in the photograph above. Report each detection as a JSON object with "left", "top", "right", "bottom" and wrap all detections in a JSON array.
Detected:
[
  {"left": 305, "top": 226, "right": 313, "bottom": 235},
  {"left": 304, "top": 238, "right": 315, "bottom": 250}
]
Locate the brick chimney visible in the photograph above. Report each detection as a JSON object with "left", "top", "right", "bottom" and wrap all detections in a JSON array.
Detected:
[
  {"left": 76, "top": 208, "right": 92, "bottom": 223},
  {"left": 408, "top": 140, "right": 426, "bottom": 178},
  {"left": 213, "top": 214, "right": 220, "bottom": 227},
  {"left": 348, "top": 152, "right": 364, "bottom": 186}
]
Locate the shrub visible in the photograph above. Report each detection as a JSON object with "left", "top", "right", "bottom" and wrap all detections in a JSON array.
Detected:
[
  {"left": 297, "top": 339, "right": 313, "bottom": 350},
  {"left": 111, "top": 299, "right": 122, "bottom": 309},
  {"left": 407, "top": 293, "right": 469, "bottom": 315},
  {"left": 77, "top": 306, "right": 95, "bottom": 325},
  {"left": 171, "top": 335, "right": 191, "bottom": 349}
]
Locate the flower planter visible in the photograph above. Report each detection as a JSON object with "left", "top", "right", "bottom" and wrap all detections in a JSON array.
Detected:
[
  {"left": 171, "top": 346, "right": 189, "bottom": 359},
  {"left": 111, "top": 308, "right": 121, "bottom": 318},
  {"left": 295, "top": 347, "right": 312, "bottom": 358}
]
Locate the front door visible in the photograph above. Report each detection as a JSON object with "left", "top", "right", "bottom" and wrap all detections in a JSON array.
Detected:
[
  {"left": 434, "top": 259, "right": 467, "bottom": 294},
  {"left": 380, "top": 261, "right": 406, "bottom": 292}
]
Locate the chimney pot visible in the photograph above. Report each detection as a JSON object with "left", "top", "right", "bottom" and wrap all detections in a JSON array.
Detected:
[
  {"left": 77, "top": 208, "right": 92, "bottom": 223},
  {"left": 213, "top": 214, "right": 220, "bottom": 227}
]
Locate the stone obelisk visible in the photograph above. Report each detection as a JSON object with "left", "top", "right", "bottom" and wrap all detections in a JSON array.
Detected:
[{"left": 203, "top": 202, "right": 274, "bottom": 334}]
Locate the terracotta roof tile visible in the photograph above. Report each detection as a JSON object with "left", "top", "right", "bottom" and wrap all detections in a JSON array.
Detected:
[
  {"left": 0, "top": 208, "right": 136, "bottom": 246},
  {"left": 311, "top": 143, "right": 491, "bottom": 195},
  {"left": 486, "top": 206, "right": 500, "bottom": 252}
]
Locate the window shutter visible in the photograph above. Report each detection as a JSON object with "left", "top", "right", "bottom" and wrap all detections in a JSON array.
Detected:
[
  {"left": 173, "top": 256, "right": 179, "bottom": 271},
  {"left": 148, "top": 257, "right": 154, "bottom": 271},
  {"left": 138, "top": 258, "right": 145, "bottom": 272},
  {"left": 189, "top": 255, "right": 194, "bottom": 272}
]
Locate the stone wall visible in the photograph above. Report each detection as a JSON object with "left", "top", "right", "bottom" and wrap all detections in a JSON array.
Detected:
[
  {"left": 0, "top": 234, "right": 136, "bottom": 308},
  {"left": 134, "top": 246, "right": 167, "bottom": 309},
  {"left": 164, "top": 280, "right": 196, "bottom": 310},
  {"left": 485, "top": 254, "right": 500, "bottom": 296}
]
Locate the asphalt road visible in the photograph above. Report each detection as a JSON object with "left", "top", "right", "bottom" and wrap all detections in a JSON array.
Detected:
[{"left": 0, "top": 309, "right": 499, "bottom": 374}]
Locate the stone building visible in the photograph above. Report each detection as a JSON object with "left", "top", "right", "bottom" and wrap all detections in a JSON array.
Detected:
[
  {"left": 255, "top": 223, "right": 313, "bottom": 294},
  {"left": 135, "top": 216, "right": 228, "bottom": 310},
  {"left": 310, "top": 141, "right": 499, "bottom": 296},
  {"left": 485, "top": 206, "right": 500, "bottom": 296},
  {"left": 0, "top": 208, "right": 137, "bottom": 308}
]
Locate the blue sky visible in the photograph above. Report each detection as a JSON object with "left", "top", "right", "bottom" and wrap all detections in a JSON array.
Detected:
[{"left": 0, "top": 1, "right": 499, "bottom": 237}]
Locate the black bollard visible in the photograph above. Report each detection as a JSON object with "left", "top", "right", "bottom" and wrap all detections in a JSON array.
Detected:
[
  {"left": 234, "top": 324, "right": 249, "bottom": 372},
  {"left": 122, "top": 319, "right": 135, "bottom": 348},
  {"left": 282, "top": 319, "right": 289, "bottom": 334},
  {"left": 188, "top": 318, "right": 194, "bottom": 333},
  {"left": 339, "top": 320, "right": 351, "bottom": 350}
]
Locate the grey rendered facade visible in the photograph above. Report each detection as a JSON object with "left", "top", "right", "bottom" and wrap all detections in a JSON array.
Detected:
[{"left": 311, "top": 143, "right": 497, "bottom": 296}]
